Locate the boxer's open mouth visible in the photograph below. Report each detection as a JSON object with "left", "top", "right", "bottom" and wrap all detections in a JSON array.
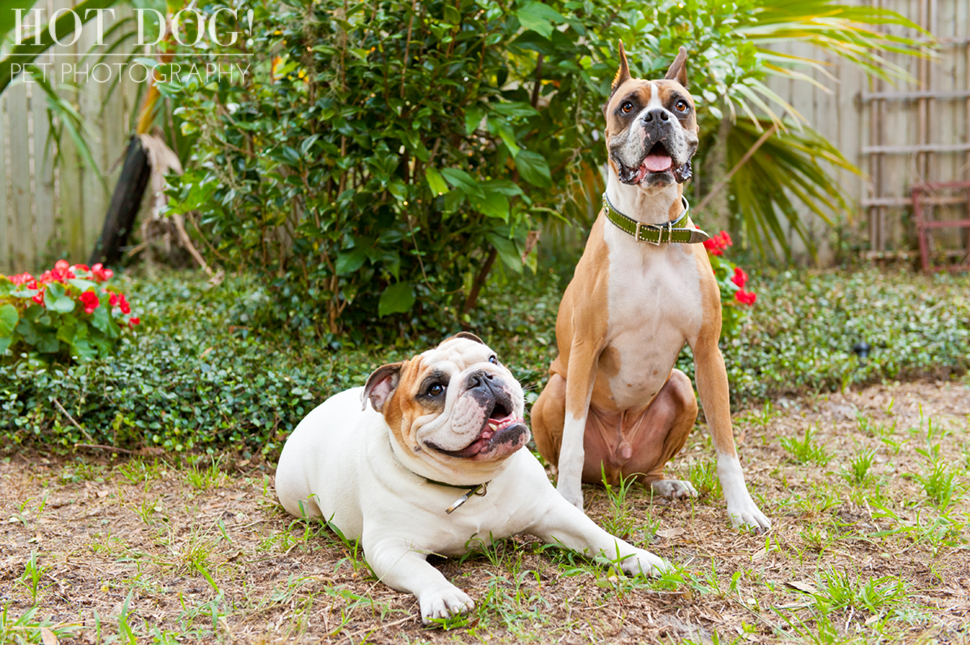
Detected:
[
  {"left": 426, "top": 401, "right": 528, "bottom": 460},
  {"left": 615, "top": 141, "right": 692, "bottom": 185}
]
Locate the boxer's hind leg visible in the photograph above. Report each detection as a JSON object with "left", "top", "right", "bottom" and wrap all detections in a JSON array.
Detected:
[
  {"left": 531, "top": 374, "right": 566, "bottom": 469},
  {"left": 624, "top": 369, "right": 699, "bottom": 499}
]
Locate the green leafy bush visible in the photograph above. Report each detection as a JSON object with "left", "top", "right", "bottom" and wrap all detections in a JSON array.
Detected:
[
  {"left": 1, "top": 261, "right": 140, "bottom": 364},
  {"left": 1, "top": 269, "right": 966, "bottom": 457},
  {"left": 162, "top": 0, "right": 897, "bottom": 339}
]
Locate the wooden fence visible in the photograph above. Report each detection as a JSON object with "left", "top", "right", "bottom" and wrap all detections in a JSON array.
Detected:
[
  {"left": 0, "top": 0, "right": 143, "bottom": 275},
  {"left": 2, "top": 1, "right": 968, "bottom": 273}
]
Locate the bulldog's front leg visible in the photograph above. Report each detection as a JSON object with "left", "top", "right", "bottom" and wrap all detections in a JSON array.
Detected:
[
  {"left": 365, "top": 537, "right": 474, "bottom": 624},
  {"left": 528, "top": 495, "right": 670, "bottom": 577},
  {"left": 692, "top": 338, "right": 771, "bottom": 532}
]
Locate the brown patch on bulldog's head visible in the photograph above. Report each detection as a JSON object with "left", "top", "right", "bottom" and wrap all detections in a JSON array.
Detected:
[{"left": 603, "top": 45, "right": 698, "bottom": 188}]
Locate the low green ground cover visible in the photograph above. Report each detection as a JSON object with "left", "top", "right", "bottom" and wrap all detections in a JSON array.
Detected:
[{"left": 1, "top": 268, "right": 967, "bottom": 458}]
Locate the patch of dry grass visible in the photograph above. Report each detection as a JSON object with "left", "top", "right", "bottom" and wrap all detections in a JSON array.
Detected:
[{"left": 1, "top": 380, "right": 968, "bottom": 644}]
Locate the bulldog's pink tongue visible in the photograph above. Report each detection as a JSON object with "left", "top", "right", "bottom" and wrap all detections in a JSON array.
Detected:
[{"left": 644, "top": 154, "right": 673, "bottom": 172}]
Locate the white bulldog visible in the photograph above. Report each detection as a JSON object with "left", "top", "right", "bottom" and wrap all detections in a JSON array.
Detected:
[{"left": 275, "top": 333, "right": 669, "bottom": 623}]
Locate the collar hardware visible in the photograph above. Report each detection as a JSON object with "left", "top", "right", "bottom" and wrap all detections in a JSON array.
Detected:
[
  {"left": 603, "top": 193, "right": 710, "bottom": 245},
  {"left": 444, "top": 482, "right": 489, "bottom": 514}
]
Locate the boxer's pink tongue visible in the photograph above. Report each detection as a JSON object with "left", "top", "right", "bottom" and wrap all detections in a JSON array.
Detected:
[{"left": 644, "top": 154, "right": 673, "bottom": 172}]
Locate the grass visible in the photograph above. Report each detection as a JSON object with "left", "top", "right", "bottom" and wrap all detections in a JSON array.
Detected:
[{"left": 0, "top": 379, "right": 967, "bottom": 643}]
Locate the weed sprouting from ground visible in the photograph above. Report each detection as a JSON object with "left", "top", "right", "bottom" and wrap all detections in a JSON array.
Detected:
[{"left": 782, "top": 424, "right": 833, "bottom": 465}]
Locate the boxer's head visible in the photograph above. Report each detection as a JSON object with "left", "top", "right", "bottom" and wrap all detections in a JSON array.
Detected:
[
  {"left": 603, "top": 43, "right": 698, "bottom": 191},
  {"left": 362, "top": 333, "right": 529, "bottom": 483}
]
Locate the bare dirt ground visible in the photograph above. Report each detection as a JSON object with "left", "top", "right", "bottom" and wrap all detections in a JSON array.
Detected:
[{"left": 1, "top": 379, "right": 968, "bottom": 644}]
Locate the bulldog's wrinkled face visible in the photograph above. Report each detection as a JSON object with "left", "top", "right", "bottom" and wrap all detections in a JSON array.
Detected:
[
  {"left": 604, "top": 45, "right": 698, "bottom": 191},
  {"left": 362, "top": 334, "right": 530, "bottom": 471}
]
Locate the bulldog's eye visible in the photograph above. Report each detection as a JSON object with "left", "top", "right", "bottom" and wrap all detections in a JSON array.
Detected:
[
  {"left": 488, "top": 355, "right": 498, "bottom": 364},
  {"left": 620, "top": 101, "right": 634, "bottom": 114},
  {"left": 675, "top": 100, "right": 689, "bottom": 113},
  {"left": 427, "top": 383, "right": 445, "bottom": 397}
]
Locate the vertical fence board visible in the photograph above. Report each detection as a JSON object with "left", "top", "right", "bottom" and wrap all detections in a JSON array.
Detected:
[
  {"left": 0, "top": 96, "right": 8, "bottom": 272},
  {"left": 9, "top": 82, "right": 35, "bottom": 270},
  {"left": 33, "top": 64, "right": 57, "bottom": 263},
  {"left": 79, "top": 18, "right": 107, "bottom": 257}
]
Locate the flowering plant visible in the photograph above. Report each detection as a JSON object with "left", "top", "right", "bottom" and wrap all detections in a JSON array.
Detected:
[
  {"left": 0, "top": 260, "right": 139, "bottom": 363},
  {"left": 703, "top": 231, "right": 755, "bottom": 338}
]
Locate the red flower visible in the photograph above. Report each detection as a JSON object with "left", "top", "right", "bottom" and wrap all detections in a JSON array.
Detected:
[
  {"left": 735, "top": 289, "right": 757, "bottom": 306},
  {"left": 91, "top": 263, "right": 114, "bottom": 282},
  {"left": 79, "top": 291, "right": 100, "bottom": 314},
  {"left": 118, "top": 294, "right": 131, "bottom": 315},
  {"left": 731, "top": 266, "right": 748, "bottom": 289},
  {"left": 39, "top": 270, "right": 54, "bottom": 283},
  {"left": 129, "top": 317, "right": 141, "bottom": 327},
  {"left": 8, "top": 272, "right": 34, "bottom": 285},
  {"left": 54, "top": 259, "right": 70, "bottom": 272},
  {"left": 109, "top": 293, "right": 120, "bottom": 307},
  {"left": 32, "top": 288, "right": 45, "bottom": 306},
  {"left": 73, "top": 263, "right": 90, "bottom": 272},
  {"left": 703, "top": 230, "right": 733, "bottom": 256}
]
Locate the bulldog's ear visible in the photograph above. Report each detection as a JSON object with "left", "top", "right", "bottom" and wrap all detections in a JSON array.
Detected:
[
  {"left": 447, "top": 332, "right": 485, "bottom": 346},
  {"left": 664, "top": 46, "right": 688, "bottom": 88},
  {"left": 362, "top": 362, "right": 404, "bottom": 412},
  {"left": 611, "top": 40, "right": 631, "bottom": 94}
]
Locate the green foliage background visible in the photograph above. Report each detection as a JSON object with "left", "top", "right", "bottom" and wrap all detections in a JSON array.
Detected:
[
  {"left": 2, "top": 269, "right": 966, "bottom": 458},
  {"left": 159, "top": 0, "right": 920, "bottom": 338}
]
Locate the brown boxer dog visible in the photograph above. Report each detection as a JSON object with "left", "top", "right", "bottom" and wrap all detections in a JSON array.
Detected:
[{"left": 531, "top": 44, "right": 770, "bottom": 531}]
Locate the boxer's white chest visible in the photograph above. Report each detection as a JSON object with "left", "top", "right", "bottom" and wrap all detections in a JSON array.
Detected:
[{"left": 602, "top": 224, "right": 703, "bottom": 410}]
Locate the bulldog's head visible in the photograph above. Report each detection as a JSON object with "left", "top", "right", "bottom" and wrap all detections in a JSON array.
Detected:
[
  {"left": 361, "top": 333, "right": 530, "bottom": 484},
  {"left": 604, "top": 43, "right": 698, "bottom": 191}
]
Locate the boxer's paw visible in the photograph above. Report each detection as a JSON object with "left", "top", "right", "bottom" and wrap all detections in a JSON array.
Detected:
[
  {"left": 621, "top": 549, "right": 671, "bottom": 578},
  {"left": 726, "top": 495, "right": 771, "bottom": 533},
  {"left": 650, "top": 479, "right": 698, "bottom": 500},
  {"left": 419, "top": 585, "right": 475, "bottom": 624},
  {"left": 556, "top": 481, "right": 585, "bottom": 510}
]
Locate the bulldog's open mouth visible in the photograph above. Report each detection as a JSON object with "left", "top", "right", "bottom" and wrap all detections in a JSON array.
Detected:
[
  {"left": 615, "top": 141, "right": 692, "bottom": 185},
  {"left": 426, "top": 401, "right": 528, "bottom": 460}
]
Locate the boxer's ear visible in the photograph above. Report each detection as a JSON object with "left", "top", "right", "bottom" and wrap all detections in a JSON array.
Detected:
[
  {"left": 611, "top": 40, "right": 631, "bottom": 94},
  {"left": 664, "top": 46, "right": 688, "bottom": 88},
  {"left": 362, "top": 362, "right": 404, "bottom": 412}
]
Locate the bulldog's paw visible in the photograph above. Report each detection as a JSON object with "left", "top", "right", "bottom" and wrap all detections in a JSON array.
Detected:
[
  {"left": 419, "top": 585, "right": 475, "bottom": 624},
  {"left": 726, "top": 498, "right": 771, "bottom": 533},
  {"left": 621, "top": 549, "right": 671, "bottom": 578},
  {"left": 556, "top": 482, "right": 585, "bottom": 510},
  {"left": 650, "top": 479, "right": 698, "bottom": 499}
]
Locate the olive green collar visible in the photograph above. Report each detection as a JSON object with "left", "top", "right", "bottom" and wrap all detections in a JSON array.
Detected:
[{"left": 603, "top": 193, "right": 710, "bottom": 245}]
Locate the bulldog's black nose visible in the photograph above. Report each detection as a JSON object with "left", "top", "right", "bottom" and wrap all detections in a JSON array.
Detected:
[
  {"left": 643, "top": 108, "right": 670, "bottom": 123},
  {"left": 465, "top": 370, "right": 495, "bottom": 392}
]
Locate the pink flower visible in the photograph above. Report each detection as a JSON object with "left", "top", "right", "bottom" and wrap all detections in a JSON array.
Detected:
[
  {"left": 731, "top": 267, "right": 748, "bottom": 289},
  {"left": 735, "top": 290, "right": 756, "bottom": 306},
  {"left": 54, "top": 259, "right": 70, "bottom": 272},
  {"left": 8, "top": 272, "right": 34, "bottom": 285},
  {"left": 73, "top": 263, "right": 90, "bottom": 272},
  {"left": 79, "top": 291, "right": 100, "bottom": 314}
]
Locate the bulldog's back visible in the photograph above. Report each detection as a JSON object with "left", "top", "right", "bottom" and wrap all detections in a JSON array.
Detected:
[{"left": 275, "top": 388, "right": 368, "bottom": 535}]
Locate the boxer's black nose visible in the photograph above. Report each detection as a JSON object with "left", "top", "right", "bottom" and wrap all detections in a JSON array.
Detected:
[{"left": 643, "top": 108, "right": 670, "bottom": 124}]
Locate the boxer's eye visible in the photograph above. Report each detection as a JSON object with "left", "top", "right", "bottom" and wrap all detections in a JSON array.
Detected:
[
  {"left": 427, "top": 383, "right": 445, "bottom": 397},
  {"left": 675, "top": 100, "right": 689, "bottom": 113},
  {"left": 488, "top": 355, "right": 498, "bottom": 364},
  {"left": 620, "top": 101, "right": 634, "bottom": 114}
]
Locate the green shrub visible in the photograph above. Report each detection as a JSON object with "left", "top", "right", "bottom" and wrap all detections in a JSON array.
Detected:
[
  {"left": 0, "top": 261, "right": 140, "bottom": 364},
  {"left": 160, "top": 0, "right": 817, "bottom": 340}
]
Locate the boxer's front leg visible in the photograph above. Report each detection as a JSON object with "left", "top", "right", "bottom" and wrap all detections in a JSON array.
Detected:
[
  {"left": 527, "top": 494, "right": 669, "bottom": 577},
  {"left": 365, "top": 536, "right": 473, "bottom": 624},
  {"left": 557, "top": 341, "right": 601, "bottom": 509},
  {"left": 692, "top": 337, "right": 771, "bottom": 532}
]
